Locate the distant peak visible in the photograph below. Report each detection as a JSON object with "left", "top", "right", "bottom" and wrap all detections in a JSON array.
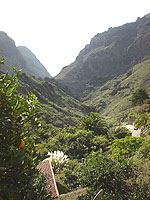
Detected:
[
  {"left": 0, "top": 31, "right": 12, "bottom": 40},
  {"left": 0, "top": 31, "right": 7, "bottom": 35}
]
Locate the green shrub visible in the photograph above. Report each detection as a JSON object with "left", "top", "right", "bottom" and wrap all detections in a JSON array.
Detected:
[
  {"left": 131, "top": 88, "right": 149, "bottom": 106},
  {"left": 63, "top": 159, "right": 82, "bottom": 191},
  {"left": 137, "top": 138, "right": 150, "bottom": 159},
  {"left": 112, "top": 127, "right": 132, "bottom": 139},
  {"left": 111, "top": 136, "right": 145, "bottom": 156},
  {"left": 0, "top": 65, "right": 50, "bottom": 199},
  {"left": 78, "top": 150, "right": 133, "bottom": 200},
  {"left": 80, "top": 112, "right": 109, "bottom": 136}
]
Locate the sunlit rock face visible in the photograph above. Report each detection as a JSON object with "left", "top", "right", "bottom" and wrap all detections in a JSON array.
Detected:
[{"left": 55, "top": 14, "right": 150, "bottom": 97}]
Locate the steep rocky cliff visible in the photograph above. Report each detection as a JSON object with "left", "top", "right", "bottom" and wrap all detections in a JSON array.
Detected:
[
  {"left": 18, "top": 46, "right": 51, "bottom": 78},
  {"left": 55, "top": 14, "right": 150, "bottom": 97},
  {"left": 0, "top": 31, "right": 27, "bottom": 74},
  {"left": 0, "top": 31, "right": 51, "bottom": 78}
]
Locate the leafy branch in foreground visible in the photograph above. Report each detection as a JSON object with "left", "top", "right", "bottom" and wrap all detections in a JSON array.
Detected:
[{"left": 0, "top": 65, "right": 51, "bottom": 199}]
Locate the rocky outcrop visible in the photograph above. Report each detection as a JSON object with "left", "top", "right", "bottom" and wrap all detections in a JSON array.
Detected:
[{"left": 55, "top": 13, "right": 150, "bottom": 97}]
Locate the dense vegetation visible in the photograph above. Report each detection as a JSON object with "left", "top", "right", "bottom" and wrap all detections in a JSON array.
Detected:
[
  {"left": 49, "top": 118, "right": 150, "bottom": 199},
  {"left": 0, "top": 61, "right": 51, "bottom": 199},
  {"left": 1, "top": 62, "right": 150, "bottom": 199},
  {"left": 43, "top": 88, "right": 150, "bottom": 200}
]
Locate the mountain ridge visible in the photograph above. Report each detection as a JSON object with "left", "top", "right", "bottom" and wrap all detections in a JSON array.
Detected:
[
  {"left": 18, "top": 46, "right": 51, "bottom": 78},
  {"left": 55, "top": 14, "right": 150, "bottom": 97},
  {"left": 1, "top": 13, "right": 150, "bottom": 123}
]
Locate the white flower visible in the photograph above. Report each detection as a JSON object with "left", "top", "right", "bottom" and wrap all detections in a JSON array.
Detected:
[{"left": 47, "top": 151, "right": 68, "bottom": 173}]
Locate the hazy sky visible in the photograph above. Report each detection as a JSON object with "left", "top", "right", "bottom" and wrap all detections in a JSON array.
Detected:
[{"left": 1, "top": 0, "right": 150, "bottom": 76}]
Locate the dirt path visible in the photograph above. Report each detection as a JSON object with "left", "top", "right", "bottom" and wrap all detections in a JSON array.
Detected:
[{"left": 122, "top": 125, "right": 141, "bottom": 137}]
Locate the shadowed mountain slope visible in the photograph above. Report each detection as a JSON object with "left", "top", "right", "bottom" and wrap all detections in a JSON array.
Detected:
[
  {"left": 18, "top": 46, "right": 51, "bottom": 78},
  {"left": 55, "top": 14, "right": 150, "bottom": 97},
  {"left": 18, "top": 73, "right": 93, "bottom": 127},
  {"left": 0, "top": 31, "right": 51, "bottom": 78},
  {"left": 0, "top": 31, "right": 27, "bottom": 74}
]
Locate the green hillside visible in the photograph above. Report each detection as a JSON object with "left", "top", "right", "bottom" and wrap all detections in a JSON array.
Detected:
[
  {"left": 18, "top": 73, "right": 93, "bottom": 127},
  {"left": 82, "top": 59, "right": 150, "bottom": 121}
]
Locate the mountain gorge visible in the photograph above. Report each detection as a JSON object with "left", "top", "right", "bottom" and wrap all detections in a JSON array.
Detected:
[
  {"left": 18, "top": 73, "right": 93, "bottom": 127},
  {"left": 1, "top": 13, "right": 150, "bottom": 124},
  {"left": 0, "top": 31, "right": 92, "bottom": 127}
]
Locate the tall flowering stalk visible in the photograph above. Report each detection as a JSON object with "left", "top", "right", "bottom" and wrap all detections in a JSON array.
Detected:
[{"left": 48, "top": 151, "right": 68, "bottom": 173}]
